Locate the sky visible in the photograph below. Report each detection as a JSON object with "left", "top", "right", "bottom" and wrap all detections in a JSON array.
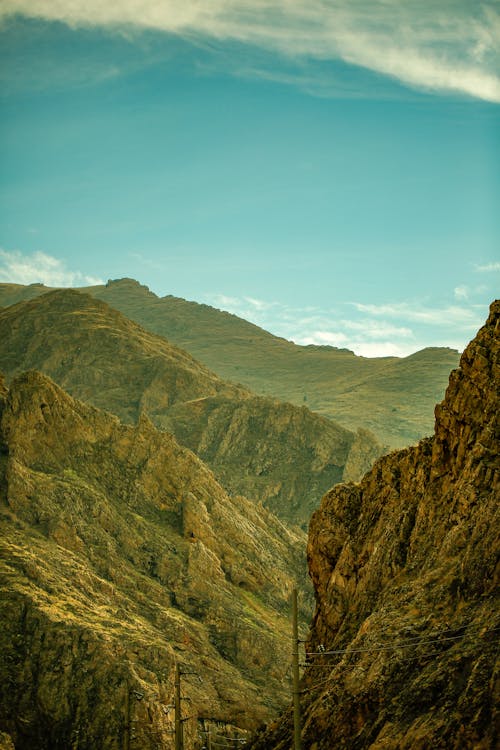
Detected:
[{"left": 0, "top": 1, "right": 499, "bottom": 357}]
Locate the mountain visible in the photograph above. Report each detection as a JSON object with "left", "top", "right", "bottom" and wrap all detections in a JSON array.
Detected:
[
  {"left": 0, "top": 289, "right": 369, "bottom": 529},
  {"left": 0, "top": 279, "right": 460, "bottom": 447},
  {"left": 250, "top": 300, "right": 499, "bottom": 749},
  {"left": 0, "top": 370, "right": 310, "bottom": 748}
]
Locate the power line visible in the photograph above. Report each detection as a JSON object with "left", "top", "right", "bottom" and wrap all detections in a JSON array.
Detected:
[
  {"left": 118, "top": 609, "right": 498, "bottom": 749},
  {"left": 300, "top": 675, "right": 338, "bottom": 695},
  {"left": 299, "top": 637, "right": 499, "bottom": 695},
  {"left": 199, "top": 730, "right": 246, "bottom": 741},
  {"left": 303, "top": 624, "right": 500, "bottom": 659}
]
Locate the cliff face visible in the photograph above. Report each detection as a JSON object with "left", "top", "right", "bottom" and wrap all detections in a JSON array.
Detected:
[
  {"left": 162, "top": 393, "right": 353, "bottom": 525},
  {"left": 0, "top": 371, "right": 309, "bottom": 748},
  {"left": 250, "top": 300, "right": 499, "bottom": 750},
  {"left": 0, "top": 288, "right": 231, "bottom": 422},
  {"left": 0, "top": 289, "right": 363, "bottom": 528}
]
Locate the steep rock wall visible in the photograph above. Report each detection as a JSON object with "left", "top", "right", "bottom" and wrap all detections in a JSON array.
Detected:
[
  {"left": 250, "top": 300, "right": 499, "bottom": 749},
  {"left": 0, "top": 371, "right": 309, "bottom": 748}
]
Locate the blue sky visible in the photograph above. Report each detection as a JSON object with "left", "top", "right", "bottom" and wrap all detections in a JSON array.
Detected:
[{"left": 0, "top": 1, "right": 499, "bottom": 356}]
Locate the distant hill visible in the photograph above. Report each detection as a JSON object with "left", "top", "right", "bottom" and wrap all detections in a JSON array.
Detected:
[
  {"left": 0, "top": 289, "right": 377, "bottom": 529},
  {"left": 0, "top": 370, "right": 309, "bottom": 746},
  {"left": 0, "top": 279, "right": 460, "bottom": 447}
]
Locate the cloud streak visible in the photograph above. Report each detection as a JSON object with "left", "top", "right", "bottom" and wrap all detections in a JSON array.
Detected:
[
  {"left": 351, "top": 301, "right": 485, "bottom": 330},
  {"left": 0, "top": 248, "right": 103, "bottom": 287},
  {"left": 1, "top": 1, "right": 499, "bottom": 101},
  {"left": 203, "top": 290, "right": 492, "bottom": 358},
  {"left": 475, "top": 261, "right": 500, "bottom": 272}
]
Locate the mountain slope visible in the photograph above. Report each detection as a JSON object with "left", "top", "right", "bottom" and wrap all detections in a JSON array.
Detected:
[
  {"left": 0, "top": 288, "right": 236, "bottom": 422},
  {"left": 250, "top": 300, "right": 499, "bottom": 749},
  {"left": 0, "top": 289, "right": 364, "bottom": 528},
  {"left": 0, "top": 279, "right": 460, "bottom": 447},
  {"left": 0, "top": 370, "right": 309, "bottom": 748}
]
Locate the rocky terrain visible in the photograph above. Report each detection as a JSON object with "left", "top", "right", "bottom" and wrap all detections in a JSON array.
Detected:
[
  {"left": 0, "top": 370, "right": 311, "bottom": 749},
  {"left": 0, "top": 279, "right": 459, "bottom": 448},
  {"left": 0, "top": 289, "right": 377, "bottom": 529},
  {"left": 249, "top": 300, "right": 499, "bottom": 749}
]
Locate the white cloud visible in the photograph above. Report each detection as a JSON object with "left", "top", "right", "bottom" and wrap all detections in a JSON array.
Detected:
[
  {"left": 340, "top": 319, "right": 413, "bottom": 339},
  {"left": 454, "top": 285, "right": 469, "bottom": 300},
  {"left": 243, "top": 296, "right": 279, "bottom": 311},
  {"left": 475, "top": 261, "right": 500, "bottom": 272},
  {"left": 210, "top": 292, "right": 250, "bottom": 309},
  {"left": 1, "top": 1, "right": 499, "bottom": 102},
  {"left": 352, "top": 341, "right": 418, "bottom": 358},
  {"left": 204, "top": 292, "right": 416, "bottom": 355},
  {"left": 0, "top": 248, "right": 104, "bottom": 287},
  {"left": 300, "top": 330, "right": 348, "bottom": 347},
  {"left": 352, "top": 301, "right": 483, "bottom": 329},
  {"left": 128, "top": 252, "right": 163, "bottom": 270},
  {"left": 199, "top": 289, "right": 491, "bottom": 358}
]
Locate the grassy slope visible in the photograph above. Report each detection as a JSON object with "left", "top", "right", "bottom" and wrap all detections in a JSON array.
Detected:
[{"left": 0, "top": 280, "right": 460, "bottom": 447}]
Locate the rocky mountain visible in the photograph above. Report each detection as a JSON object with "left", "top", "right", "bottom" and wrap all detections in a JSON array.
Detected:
[
  {"left": 0, "top": 289, "right": 373, "bottom": 529},
  {"left": 249, "top": 300, "right": 499, "bottom": 749},
  {"left": 0, "top": 279, "right": 460, "bottom": 448},
  {"left": 0, "top": 370, "right": 310, "bottom": 749}
]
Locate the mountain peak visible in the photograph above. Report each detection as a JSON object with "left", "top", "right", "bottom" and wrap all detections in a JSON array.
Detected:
[{"left": 104, "top": 277, "right": 157, "bottom": 295}]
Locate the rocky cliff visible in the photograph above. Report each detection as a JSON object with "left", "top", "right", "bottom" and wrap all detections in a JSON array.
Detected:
[
  {"left": 0, "top": 289, "right": 365, "bottom": 528},
  {"left": 0, "top": 371, "right": 310, "bottom": 748},
  {"left": 250, "top": 300, "right": 499, "bottom": 749}
]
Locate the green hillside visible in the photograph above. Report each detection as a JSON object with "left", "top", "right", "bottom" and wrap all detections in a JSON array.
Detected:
[{"left": 0, "top": 279, "right": 460, "bottom": 447}]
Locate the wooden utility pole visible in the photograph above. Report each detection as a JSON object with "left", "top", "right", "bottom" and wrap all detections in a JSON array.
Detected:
[
  {"left": 292, "top": 589, "right": 302, "bottom": 750},
  {"left": 123, "top": 682, "right": 131, "bottom": 750},
  {"left": 174, "top": 665, "right": 182, "bottom": 750}
]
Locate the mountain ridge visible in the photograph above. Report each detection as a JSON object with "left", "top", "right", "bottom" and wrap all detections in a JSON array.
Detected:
[
  {"left": 0, "top": 279, "right": 460, "bottom": 447},
  {"left": 0, "top": 288, "right": 375, "bottom": 529}
]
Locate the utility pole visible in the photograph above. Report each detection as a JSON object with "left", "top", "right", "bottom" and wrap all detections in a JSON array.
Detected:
[
  {"left": 123, "top": 682, "right": 130, "bottom": 750},
  {"left": 292, "top": 588, "right": 302, "bottom": 750},
  {"left": 174, "top": 664, "right": 182, "bottom": 750}
]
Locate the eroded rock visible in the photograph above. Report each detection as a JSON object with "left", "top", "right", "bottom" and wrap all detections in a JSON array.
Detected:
[{"left": 250, "top": 300, "right": 499, "bottom": 749}]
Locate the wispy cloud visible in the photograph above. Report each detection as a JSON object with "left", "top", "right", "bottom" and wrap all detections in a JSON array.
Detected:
[
  {"left": 1, "top": 1, "right": 499, "bottom": 101},
  {"left": 209, "top": 293, "right": 280, "bottom": 316},
  {"left": 202, "top": 290, "right": 492, "bottom": 358},
  {"left": 0, "top": 248, "right": 104, "bottom": 287},
  {"left": 351, "top": 301, "right": 484, "bottom": 330},
  {"left": 128, "top": 252, "right": 164, "bottom": 271},
  {"left": 475, "top": 261, "right": 500, "bottom": 272},
  {"left": 454, "top": 285, "right": 469, "bottom": 300},
  {"left": 295, "top": 318, "right": 416, "bottom": 357},
  {"left": 341, "top": 319, "right": 413, "bottom": 339},
  {"left": 301, "top": 330, "right": 349, "bottom": 347},
  {"left": 244, "top": 296, "right": 280, "bottom": 311}
]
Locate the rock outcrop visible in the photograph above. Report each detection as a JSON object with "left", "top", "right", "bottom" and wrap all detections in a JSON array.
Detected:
[
  {"left": 0, "top": 371, "right": 310, "bottom": 748},
  {"left": 341, "top": 428, "right": 387, "bottom": 484},
  {"left": 249, "top": 300, "right": 499, "bottom": 749},
  {"left": 0, "top": 289, "right": 364, "bottom": 528}
]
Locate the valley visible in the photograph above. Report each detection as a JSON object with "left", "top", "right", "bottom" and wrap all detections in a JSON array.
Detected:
[{"left": 0, "top": 283, "right": 496, "bottom": 749}]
